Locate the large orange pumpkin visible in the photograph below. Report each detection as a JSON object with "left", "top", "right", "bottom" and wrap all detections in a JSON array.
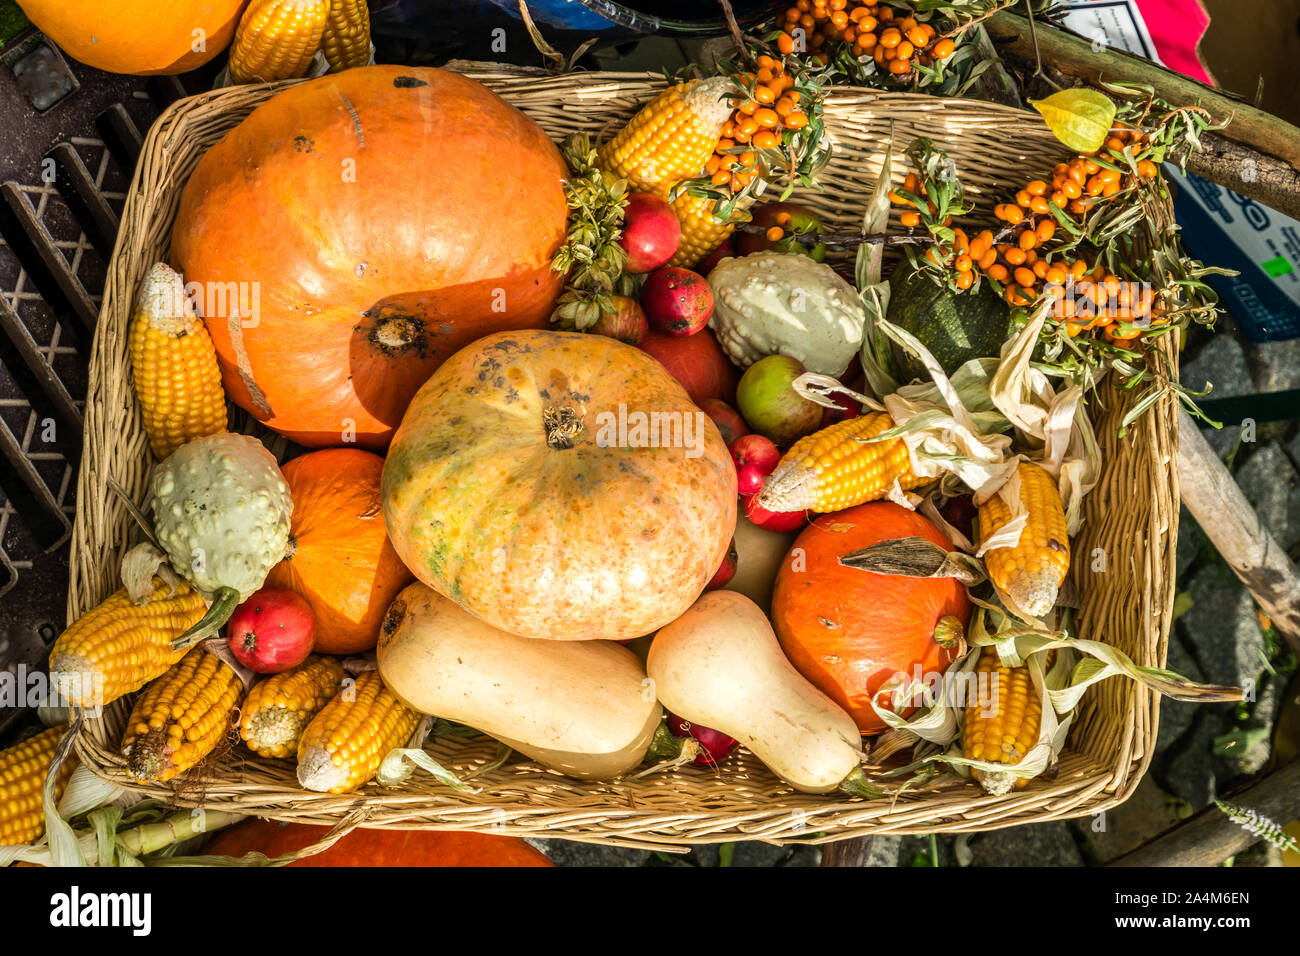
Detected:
[
  {"left": 172, "top": 66, "right": 568, "bottom": 449},
  {"left": 264, "top": 448, "right": 413, "bottom": 654},
  {"left": 382, "top": 330, "right": 737, "bottom": 641},
  {"left": 771, "top": 502, "right": 970, "bottom": 735},
  {"left": 18, "top": 1, "right": 246, "bottom": 75},
  {"left": 204, "top": 819, "right": 553, "bottom": 867}
]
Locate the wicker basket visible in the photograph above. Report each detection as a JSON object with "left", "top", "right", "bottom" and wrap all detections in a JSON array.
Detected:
[{"left": 68, "top": 68, "right": 1179, "bottom": 849}]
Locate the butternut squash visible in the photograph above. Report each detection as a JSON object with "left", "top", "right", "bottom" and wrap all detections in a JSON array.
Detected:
[
  {"left": 376, "top": 583, "right": 661, "bottom": 780},
  {"left": 647, "top": 591, "right": 867, "bottom": 794}
]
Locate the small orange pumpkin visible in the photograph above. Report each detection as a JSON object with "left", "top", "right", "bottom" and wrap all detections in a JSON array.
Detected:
[
  {"left": 771, "top": 502, "right": 970, "bottom": 735},
  {"left": 204, "top": 819, "right": 554, "bottom": 867},
  {"left": 18, "top": 1, "right": 247, "bottom": 75},
  {"left": 172, "top": 66, "right": 568, "bottom": 449},
  {"left": 265, "top": 448, "right": 413, "bottom": 654}
]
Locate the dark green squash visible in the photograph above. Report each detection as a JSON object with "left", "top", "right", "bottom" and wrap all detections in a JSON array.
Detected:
[{"left": 886, "top": 265, "right": 1013, "bottom": 382}]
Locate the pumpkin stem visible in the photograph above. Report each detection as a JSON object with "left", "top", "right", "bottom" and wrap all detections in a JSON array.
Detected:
[
  {"left": 839, "top": 766, "right": 885, "bottom": 800},
  {"left": 543, "top": 404, "right": 584, "bottom": 450},
  {"left": 372, "top": 316, "right": 421, "bottom": 351},
  {"left": 173, "top": 586, "right": 242, "bottom": 651}
]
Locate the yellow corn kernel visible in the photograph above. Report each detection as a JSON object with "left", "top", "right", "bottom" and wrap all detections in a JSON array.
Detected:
[
  {"left": 49, "top": 579, "right": 207, "bottom": 708},
  {"left": 229, "top": 0, "right": 330, "bottom": 84},
  {"left": 598, "top": 78, "right": 734, "bottom": 197},
  {"left": 979, "top": 460, "right": 1071, "bottom": 618},
  {"left": 240, "top": 655, "right": 346, "bottom": 758},
  {"left": 668, "top": 191, "right": 750, "bottom": 269},
  {"left": 121, "top": 649, "right": 242, "bottom": 784},
  {"left": 0, "top": 725, "right": 76, "bottom": 846},
  {"left": 296, "top": 671, "right": 420, "bottom": 794},
  {"left": 129, "top": 263, "right": 227, "bottom": 460},
  {"left": 964, "top": 647, "right": 1042, "bottom": 795},
  {"left": 757, "top": 412, "right": 925, "bottom": 514},
  {"left": 321, "top": 0, "right": 370, "bottom": 71}
]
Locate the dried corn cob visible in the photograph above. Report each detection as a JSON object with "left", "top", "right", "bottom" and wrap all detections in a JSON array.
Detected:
[
  {"left": 240, "top": 655, "right": 345, "bottom": 758},
  {"left": 598, "top": 78, "right": 733, "bottom": 196},
  {"left": 963, "top": 647, "right": 1043, "bottom": 796},
  {"left": 668, "top": 191, "right": 750, "bottom": 268},
  {"left": 0, "top": 725, "right": 77, "bottom": 846},
  {"left": 129, "top": 263, "right": 227, "bottom": 460},
  {"left": 979, "top": 460, "right": 1071, "bottom": 618},
  {"left": 228, "top": 0, "right": 329, "bottom": 84},
  {"left": 757, "top": 412, "right": 926, "bottom": 514},
  {"left": 49, "top": 579, "right": 207, "bottom": 708},
  {"left": 321, "top": 0, "right": 370, "bottom": 71},
  {"left": 296, "top": 671, "right": 420, "bottom": 794},
  {"left": 121, "top": 649, "right": 242, "bottom": 784}
]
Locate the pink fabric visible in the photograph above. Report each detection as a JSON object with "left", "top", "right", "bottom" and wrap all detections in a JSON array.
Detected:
[{"left": 1133, "top": 0, "right": 1215, "bottom": 84}]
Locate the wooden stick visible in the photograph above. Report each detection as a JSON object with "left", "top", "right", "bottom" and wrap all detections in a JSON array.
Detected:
[
  {"left": 986, "top": 10, "right": 1300, "bottom": 220},
  {"left": 1177, "top": 409, "right": 1300, "bottom": 659},
  {"left": 821, "top": 835, "right": 875, "bottom": 866},
  {"left": 1107, "top": 759, "right": 1300, "bottom": 866}
]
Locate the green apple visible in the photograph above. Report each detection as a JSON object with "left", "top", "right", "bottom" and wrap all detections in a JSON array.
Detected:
[{"left": 736, "top": 355, "right": 823, "bottom": 447}]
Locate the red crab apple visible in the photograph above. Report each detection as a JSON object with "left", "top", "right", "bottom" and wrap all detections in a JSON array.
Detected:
[
  {"left": 667, "top": 712, "right": 739, "bottom": 767},
  {"left": 697, "top": 236, "right": 736, "bottom": 276},
  {"left": 641, "top": 266, "right": 713, "bottom": 336},
  {"left": 700, "top": 398, "right": 749, "bottom": 447},
  {"left": 227, "top": 587, "right": 316, "bottom": 674},
  {"left": 588, "top": 295, "right": 648, "bottom": 346},
  {"left": 704, "top": 538, "right": 738, "bottom": 590},
  {"left": 743, "top": 492, "right": 807, "bottom": 533},
  {"left": 619, "top": 192, "right": 681, "bottom": 273},
  {"left": 729, "top": 433, "right": 780, "bottom": 477}
]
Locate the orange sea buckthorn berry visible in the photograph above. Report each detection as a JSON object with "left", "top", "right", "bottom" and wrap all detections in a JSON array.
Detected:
[
  {"left": 1016, "top": 189, "right": 1033, "bottom": 208},
  {"left": 754, "top": 85, "right": 776, "bottom": 105},
  {"left": 1026, "top": 180, "right": 1048, "bottom": 196},
  {"left": 785, "top": 110, "right": 809, "bottom": 129},
  {"left": 831, "top": 9, "right": 849, "bottom": 27},
  {"left": 775, "top": 211, "right": 792, "bottom": 226},
  {"left": 754, "top": 108, "right": 780, "bottom": 128},
  {"left": 889, "top": 58, "right": 911, "bottom": 73},
  {"left": 777, "top": 32, "right": 796, "bottom": 54},
  {"left": 1050, "top": 191, "right": 1068, "bottom": 207},
  {"left": 752, "top": 129, "right": 780, "bottom": 149},
  {"left": 878, "top": 5, "right": 894, "bottom": 20},
  {"left": 1105, "top": 137, "right": 1125, "bottom": 152},
  {"left": 978, "top": 246, "right": 998, "bottom": 271},
  {"left": 932, "top": 37, "right": 955, "bottom": 58},
  {"left": 1004, "top": 246, "right": 1026, "bottom": 266},
  {"left": 1062, "top": 179, "right": 1082, "bottom": 199},
  {"left": 757, "top": 54, "right": 777, "bottom": 69},
  {"left": 1138, "top": 159, "right": 1159, "bottom": 178},
  {"left": 1023, "top": 248, "right": 1038, "bottom": 265},
  {"left": 1032, "top": 259, "right": 1049, "bottom": 280},
  {"left": 1045, "top": 265, "right": 1068, "bottom": 285},
  {"left": 766, "top": 225, "right": 785, "bottom": 242},
  {"left": 711, "top": 169, "right": 732, "bottom": 187},
  {"left": 955, "top": 254, "right": 973, "bottom": 272},
  {"left": 1029, "top": 196, "right": 1050, "bottom": 215},
  {"left": 880, "top": 26, "right": 902, "bottom": 47},
  {"left": 906, "top": 26, "right": 928, "bottom": 46},
  {"left": 1014, "top": 266, "right": 1036, "bottom": 288},
  {"left": 1036, "top": 219, "right": 1056, "bottom": 243},
  {"left": 900, "top": 210, "right": 921, "bottom": 227},
  {"left": 896, "top": 40, "right": 914, "bottom": 58},
  {"left": 955, "top": 270, "right": 974, "bottom": 291},
  {"left": 952, "top": 228, "right": 969, "bottom": 252},
  {"left": 987, "top": 263, "right": 1008, "bottom": 282},
  {"left": 1018, "top": 230, "right": 1038, "bottom": 252}
]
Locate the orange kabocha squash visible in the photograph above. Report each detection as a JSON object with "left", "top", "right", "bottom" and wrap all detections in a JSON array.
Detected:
[
  {"left": 382, "top": 330, "right": 737, "bottom": 642},
  {"left": 771, "top": 502, "right": 970, "bottom": 735},
  {"left": 172, "top": 66, "right": 568, "bottom": 449},
  {"left": 204, "top": 819, "right": 553, "bottom": 866},
  {"left": 18, "top": 1, "right": 247, "bottom": 75},
  {"left": 265, "top": 449, "right": 413, "bottom": 654}
]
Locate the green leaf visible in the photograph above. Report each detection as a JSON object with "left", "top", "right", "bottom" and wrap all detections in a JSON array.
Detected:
[{"left": 1030, "top": 89, "right": 1117, "bottom": 153}]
